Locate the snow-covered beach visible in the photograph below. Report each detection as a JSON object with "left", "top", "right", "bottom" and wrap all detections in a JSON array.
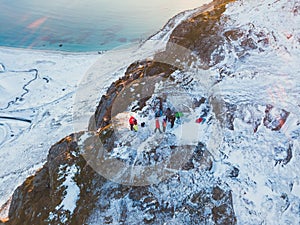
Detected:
[{"left": 0, "top": 47, "right": 99, "bottom": 217}]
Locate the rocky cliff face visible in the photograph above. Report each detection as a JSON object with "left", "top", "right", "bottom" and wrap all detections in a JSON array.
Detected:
[{"left": 7, "top": 133, "right": 102, "bottom": 225}]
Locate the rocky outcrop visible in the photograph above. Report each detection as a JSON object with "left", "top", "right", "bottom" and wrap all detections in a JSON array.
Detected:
[
  {"left": 90, "top": 0, "right": 259, "bottom": 131},
  {"left": 7, "top": 133, "right": 105, "bottom": 225},
  {"left": 168, "top": 0, "right": 235, "bottom": 68},
  {"left": 168, "top": 0, "right": 271, "bottom": 74},
  {"left": 6, "top": 69, "right": 237, "bottom": 224},
  {"left": 89, "top": 60, "right": 175, "bottom": 131},
  {"left": 211, "top": 95, "right": 291, "bottom": 133}
]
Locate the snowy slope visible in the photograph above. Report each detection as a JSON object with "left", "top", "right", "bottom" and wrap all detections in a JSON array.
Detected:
[
  {"left": 211, "top": 0, "right": 300, "bottom": 223},
  {"left": 0, "top": 49, "right": 99, "bottom": 218}
]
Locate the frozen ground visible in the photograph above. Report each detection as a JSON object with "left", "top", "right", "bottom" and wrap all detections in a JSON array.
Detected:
[{"left": 0, "top": 48, "right": 99, "bottom": 218}]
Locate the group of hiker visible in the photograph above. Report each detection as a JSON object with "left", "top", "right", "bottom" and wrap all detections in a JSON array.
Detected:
[
  {"left": 129, "top": 107, "right": 183, "bottom": 133},
  {"left": 128, "top": 96, "right": 208, "bottom": 132},
  {"left": 154, "top": 107, "right": 183, "bottom": 133}
]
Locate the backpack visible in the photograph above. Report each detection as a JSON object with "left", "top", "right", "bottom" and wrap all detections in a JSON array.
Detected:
[
  {"left": 155, "top": 110, "right": 162, "bottom": 117},
  {"left": 175, "top": 112, "right": 183, "bottom": 118}
]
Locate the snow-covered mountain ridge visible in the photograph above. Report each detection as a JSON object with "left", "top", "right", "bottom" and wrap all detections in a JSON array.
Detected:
[{"left": 2, "top": 0, "right": 300, "bottom": 224}]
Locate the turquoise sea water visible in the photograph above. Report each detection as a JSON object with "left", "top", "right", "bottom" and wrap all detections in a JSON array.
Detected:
[{"left": 0, "top": 0, "right": 206, "bottom": 52}]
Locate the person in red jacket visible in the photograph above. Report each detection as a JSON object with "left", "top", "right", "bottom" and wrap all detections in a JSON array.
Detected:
[
  {"left": 129, "top": 116, "right": 137, "bottom": 131},
  {"left": 196, "top": 117, "right": 203, "bottom": 123}
]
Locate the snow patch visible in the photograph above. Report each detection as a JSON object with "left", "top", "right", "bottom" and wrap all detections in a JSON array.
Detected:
[{"left": 56, "top": 164, "right": 80, "bottom": 215}]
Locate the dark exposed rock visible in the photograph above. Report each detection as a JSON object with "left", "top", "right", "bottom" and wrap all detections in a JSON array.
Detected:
[
  {"left": 274, "top": 143, "right": 293, "bottom": 166},
  {"left": 182, "top": 161, "right": 195, "bottom": 170},
  {"left": 211, "top": 187, "right": 236, "bottom": 225},
  {"left": 229, "top": 166, "right": 239, "bottom": 178},
  {"left": 168, "top": 0, "right": 236, "bottom": 68},
  {"left": 104, "top": 216, "right": 113, "bottom": 224},
  {"left": 212, "top": 203, "right": 236, "bottom": 225},
  {"left": 7, "top": 133, "right": 106, "bottom": 225},
  {"left": 182, "top": 190, "right": 211, "bottom": 222},
  {"left": 0, "top": 63, "right": 5, "bottom": 73},
  {"left": 210, "top": 96, "right": 237, "bottom": 130},
  {"left": 183, "top": 142, "right": 213, "bottom": 171},
  {"left": 132, "top": 96, "right": 152, "bottom": 112},
  {"left": 177, "top": 185, "right": 236, "bottom": 225},
  {"left": 212, "top": 186, "right": 226, "bottom": 201},
  {"left": 193, "top": 97, "right": 206, "bottom": 108},
  {"left": 8, "top": 167, "right": 51, "bottom": 225}
]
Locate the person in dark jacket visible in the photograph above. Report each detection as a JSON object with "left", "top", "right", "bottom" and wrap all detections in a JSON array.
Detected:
[
  {"left": 165, "top": 107, "right": 175, "bottom": 128},
  {"left": 162, "top": 118, "right": 167, "bottom": 132},
  {"left": 169, "top": 115, "right": 175, "bottom": 128},
  {"left": 165, "top": 107, "right": 172, "bottom": 119}
]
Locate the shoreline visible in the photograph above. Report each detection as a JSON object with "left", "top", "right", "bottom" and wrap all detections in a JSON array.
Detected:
[
  {"left": 0, "top": 45, "right": 102, "bottom": 56},
  {"left": 0, "top": 0, "right": 213, "bottom": 56}
]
